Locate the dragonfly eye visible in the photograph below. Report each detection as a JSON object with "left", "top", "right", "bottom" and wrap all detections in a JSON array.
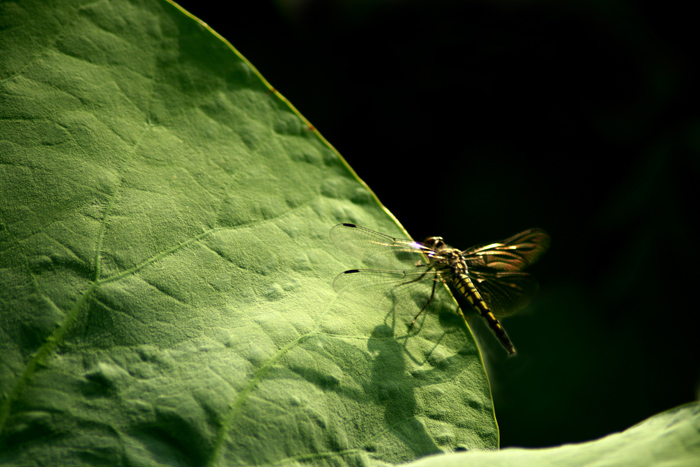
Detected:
[{"left": 423, "top": 236, "right": 445, "bottom": 250}]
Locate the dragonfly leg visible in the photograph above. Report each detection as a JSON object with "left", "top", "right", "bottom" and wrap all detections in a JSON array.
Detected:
[
  {"left": 410, "top": 278, "right": 438, "bottom": 327},
  {"left": 394, "top": 263, "right": 434, "bottom": 290}
]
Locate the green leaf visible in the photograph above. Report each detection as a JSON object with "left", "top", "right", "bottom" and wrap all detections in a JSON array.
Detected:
[
  {"left": 0, "top": 1, "right": 497, "bottom": 465},
  {"left": 406, "top": 403, "right": 700, "bottom": 467}
]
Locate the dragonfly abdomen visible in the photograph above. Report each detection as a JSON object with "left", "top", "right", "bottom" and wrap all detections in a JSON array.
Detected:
[{"left": 452, "top": 272, "right": 516, "bottom": 355}]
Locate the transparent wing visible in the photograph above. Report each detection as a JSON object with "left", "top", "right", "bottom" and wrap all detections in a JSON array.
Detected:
[
  {"left": 330, "top": 223, "right": 430, "bottom": 268},
  {"left": 468, "top": 270, "right": 539, "bottom": 317},
  {"left": 464, "top": 228, "right": 550, "bottom": 272},
  {"left": 332, "top": 267, "right": 441, "bottom": 312}
]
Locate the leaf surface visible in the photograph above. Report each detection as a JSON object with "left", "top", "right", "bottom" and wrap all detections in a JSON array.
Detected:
[
  {"left": 0, "top": 1, "right": 497, "bottom": 465},
  {"left": 408, "top": 403, "right": 700, "bottom": 467}
]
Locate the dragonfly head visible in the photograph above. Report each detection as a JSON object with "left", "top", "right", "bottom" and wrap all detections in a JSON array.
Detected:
[{"left": 422, "top": 236, "right": 445, "bottom": 251}]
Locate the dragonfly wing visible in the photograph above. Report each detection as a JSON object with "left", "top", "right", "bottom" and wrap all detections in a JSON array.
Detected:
[
  {"left": 469, "top": 270, "right": 539, "bottom": 317},
  {"left": 464, "top": 228, "right": 550, "bottom": 271},
  {"left": 333, "top": 268, "right": 439, "bottom": 312},
  {"left": 330, "top": 223, "right": 429, "bottom": 268}
]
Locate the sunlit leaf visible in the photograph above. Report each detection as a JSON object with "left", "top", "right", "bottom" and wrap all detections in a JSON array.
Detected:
[{"left": 0, "top": 1, "right": 497, "bottom": 465}]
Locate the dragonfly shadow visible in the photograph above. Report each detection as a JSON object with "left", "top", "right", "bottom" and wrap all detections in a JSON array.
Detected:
[
  {"left": 284, "top": 330, "right": 442, "bottom": 460},
  {"left": 365, "top": 322, "right": 481, "bottom": 456},
  {"left": 378, "top": 291, "right": 468, "bottom": 368},
  {"left": 285, "top": 315, "right": 472, "bottom": 459},
  {"left": 365, "top": 324, "right": 443, "bottom": 458}
]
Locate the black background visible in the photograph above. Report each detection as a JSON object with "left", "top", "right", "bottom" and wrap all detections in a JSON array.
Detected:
[{"left": 175, "top": 0, "right": 699, "bottom": 449}]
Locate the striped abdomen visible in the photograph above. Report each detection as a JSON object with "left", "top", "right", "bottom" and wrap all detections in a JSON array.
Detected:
[{"left": 451, "top": 272, "right": 516, "bottom": 355}]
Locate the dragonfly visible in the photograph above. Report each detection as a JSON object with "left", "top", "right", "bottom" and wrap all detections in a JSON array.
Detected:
[{"left": 330, "top": 223, "right": 550, "bottom": 355}]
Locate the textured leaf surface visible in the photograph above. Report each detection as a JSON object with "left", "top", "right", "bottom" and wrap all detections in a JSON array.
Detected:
[
  {"left": 0, "top": 1, "right": 497, "bottom": 465},
  {"left": 407, "top": 403, "right": 700, "bottom": 467}
]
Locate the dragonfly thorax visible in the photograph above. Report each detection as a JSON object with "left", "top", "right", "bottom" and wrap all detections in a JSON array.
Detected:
[{"left": 422, "top": 237, "right": 466, "bottom": 273}]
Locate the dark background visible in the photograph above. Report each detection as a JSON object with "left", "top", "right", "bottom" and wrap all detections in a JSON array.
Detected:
[{"left": 175, "top": 0, "right": 699, "bottom": 449}]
